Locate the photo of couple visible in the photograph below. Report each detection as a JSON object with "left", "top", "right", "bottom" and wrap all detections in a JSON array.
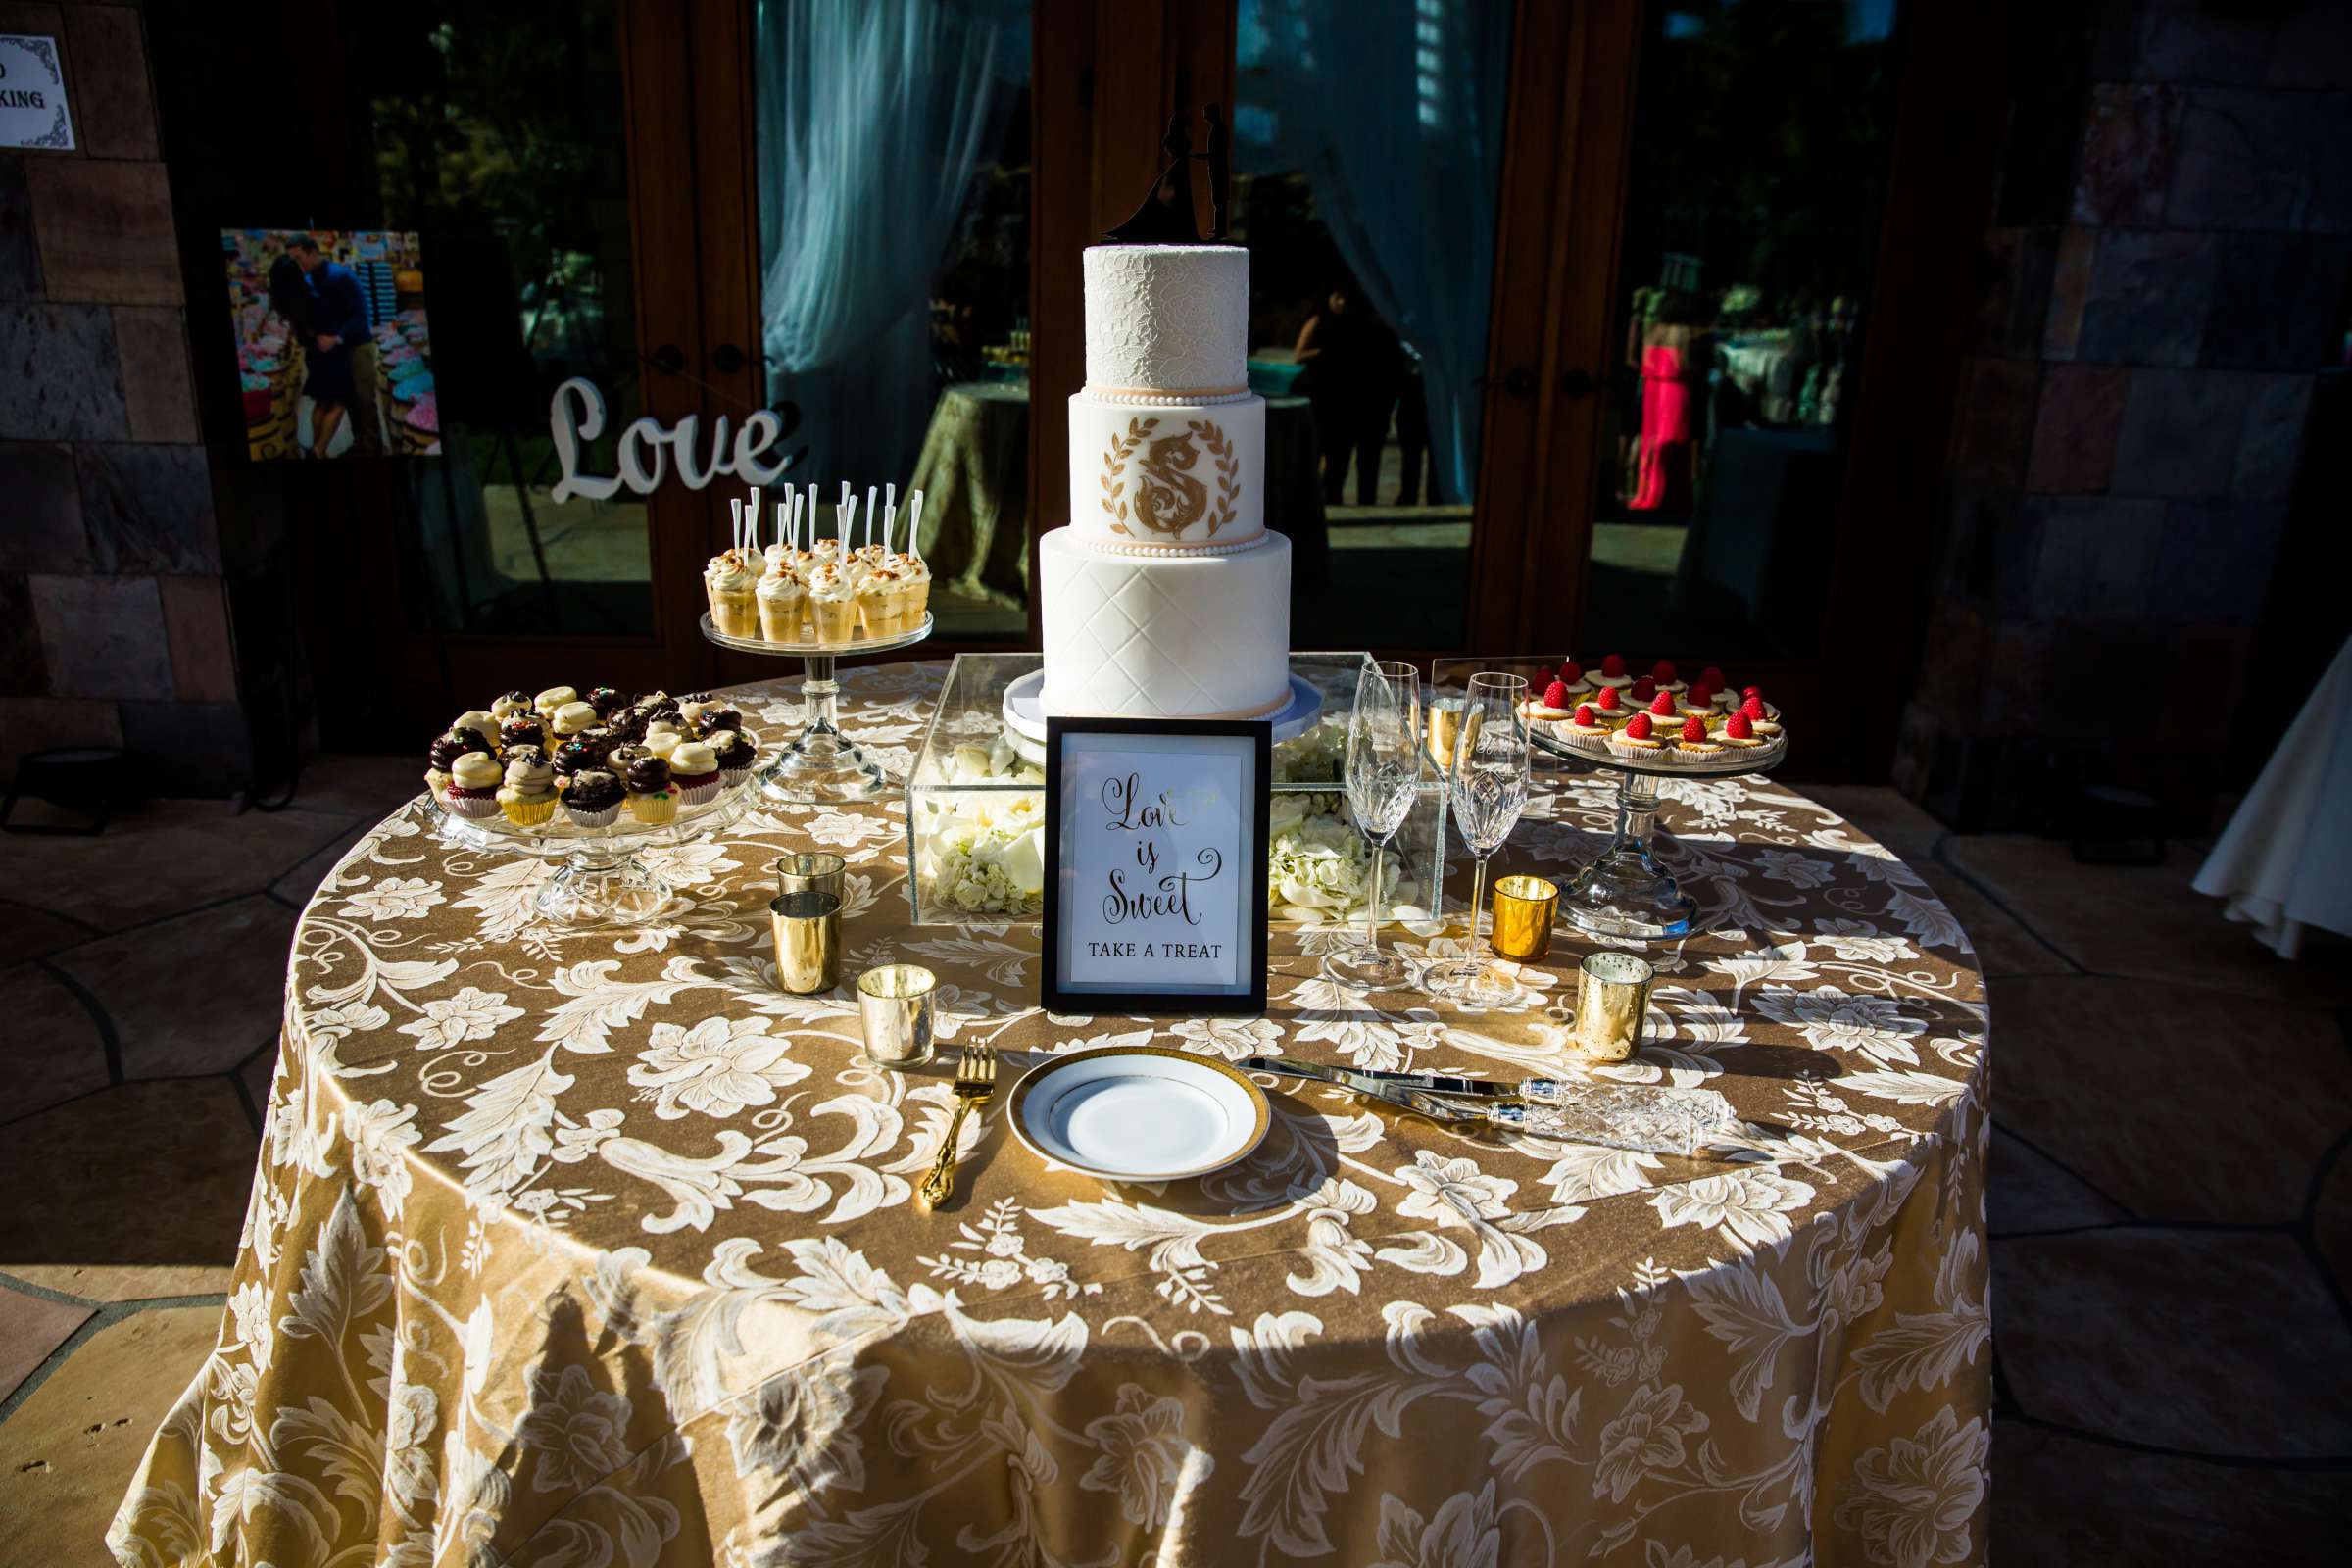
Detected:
[{"left": 222, "top": 228, "right": 440, "bottom": 461}]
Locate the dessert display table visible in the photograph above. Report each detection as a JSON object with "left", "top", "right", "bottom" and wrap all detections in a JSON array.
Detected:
[{"left": 111, "top": 662, "right": 1990, "bottom": 1567}]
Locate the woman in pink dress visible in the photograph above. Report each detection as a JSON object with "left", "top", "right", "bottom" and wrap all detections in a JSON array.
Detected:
[{"left": 1630, "top": 291, "right": 1705, "bottom": 513}]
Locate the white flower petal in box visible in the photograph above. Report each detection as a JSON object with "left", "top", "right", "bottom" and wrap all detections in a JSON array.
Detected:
[{"left": 905, "top": 653, "right": 1447, "bottom": 929}]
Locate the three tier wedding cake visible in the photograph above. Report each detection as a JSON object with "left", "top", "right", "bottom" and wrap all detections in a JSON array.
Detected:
[{"left": 1040, "top": 244, "right": 1293, "bottom": 719}]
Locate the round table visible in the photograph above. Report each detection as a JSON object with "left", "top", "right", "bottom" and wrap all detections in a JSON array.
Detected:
[{"left": 110, "top": 662, "right": 1989, "bottom": 1567}]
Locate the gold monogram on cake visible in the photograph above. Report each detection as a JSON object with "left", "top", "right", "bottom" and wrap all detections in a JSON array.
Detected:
[{"left": 1100, "top": 416, "right": 1241, "bottom": 538}]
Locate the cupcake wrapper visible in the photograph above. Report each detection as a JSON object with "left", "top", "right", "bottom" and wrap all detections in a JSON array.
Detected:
[
  {"left": 720, "top": 765, "right": 752, "bottom": 787},
  {"left": 565, "top": 804, "right": 621, "bottom": 828},
  {"left": 677, "top": 776, "right": 720, "bottom": 806},
  {"left": 446, "top": 793, "right": 501, "bottom": 819},
  {"left": 1606, "top": 738, "right": 1662, "bottom": 760},
  {"left": 629, "top": 794, "right": 678, "bottom": 825},
  {"left": 501, "top": 797, "right": 558, "bottom": 826}
]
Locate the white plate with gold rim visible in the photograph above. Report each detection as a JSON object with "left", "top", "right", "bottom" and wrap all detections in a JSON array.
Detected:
[{"left": 1008, "top": 1046, "right": 1270, "bottom": 1182}]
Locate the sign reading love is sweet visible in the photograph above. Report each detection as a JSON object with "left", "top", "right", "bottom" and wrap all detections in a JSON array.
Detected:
[{"left": 1042, "top": 718, "right": 1270, "bottom": 1014}]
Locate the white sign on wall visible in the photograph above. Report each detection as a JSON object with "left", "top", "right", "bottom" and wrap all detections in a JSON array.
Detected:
[{"left": 0, "top": 36, "right": 74, "bottom": 152}]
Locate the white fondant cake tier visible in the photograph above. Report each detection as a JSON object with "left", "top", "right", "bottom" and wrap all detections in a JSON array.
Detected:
[
  {"left": 1038, "top": 527, "right": 1292, "bottom": 719},
  {"left": 1069, "top": 390, "right": 1264, "bottom": 548},
  {"left": 1082, "top": 245, "right": 1249, "bottom": 394}
]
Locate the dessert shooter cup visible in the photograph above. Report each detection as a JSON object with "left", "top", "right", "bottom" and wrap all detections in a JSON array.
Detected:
[
  {"left": 759, "top": 584, "right": 805, "bottom": 644},
  {"left": 810, "top": 596, "right": 858, "bottom": 645},
  {"left": 858, "top": 964, "right": 937, "bottom": 1068},
  {"left": 1573, "top": 951, "right": 1654, "bottom": 1062},
  {"left": 712, "top": 588, "right": 760, "bottom": 639},
  {"left": 771, "top": 890, "right": 841, "bottom": 994},
  {"left": 775, "top": 851, "right": 846, "bottom": 902},
  {"left": 1491, "top": 874, "right": 1558, "bottom": 963}
]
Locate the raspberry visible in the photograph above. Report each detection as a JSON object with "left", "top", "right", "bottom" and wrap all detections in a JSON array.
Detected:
[
  {"left": 1543, "top": 679, "right": 1569, "bottom": 709},
  {"left": 1630, "top": 676, "right": 1656, "bottom": 703},
  {"left": 1742, "top": 684, "right": 1763, "bottom": 699},
  {"left": 1652, "top": 659, "right": 1678, "bottom": 683},
  {"left": 1596, "top": 685, "right": 1621, "bottom": 710},
  {"left": 1625, "top": 712, "right": 1652, "bottom": 740},
  {"left": 1700, "top": 665, "right": 1726, "bottom": 689},
  {"left": 1601, "top": 654, "right": 1627, "bottom": 678},
  {"left": 1726, "top": 712, "right": 1754, "bottom": 740},
  {"left": 1741, "top": 695, "right": 1767, "bottom": 720},
  {"left": 1688, "top": 682, "right": 1712, "bottom": 708},
  {"left": 1650, "top": 692, "right": 1677, "bottom": 716},
  {"left": 1574, "top": 704, "right": 1595, "bottom": 725},
  {"left": 1682, "top": 714, "right": 1707, "bottom": 742},
  {"left": 1560, "top": 659, "right": 1584, "bottom": 684}
]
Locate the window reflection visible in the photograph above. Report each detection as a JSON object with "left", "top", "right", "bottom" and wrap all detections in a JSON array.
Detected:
[
  {"left": 364, "top": 0, "right": 653, "bottom": 636},
  {"left": 1236, "top": 0, "right": 1513, "bottom": 650},
  {"left": 1582, "top": 0, "right": 1902, "bottom": 661},
  {"left": 756, "top": 0, "right": 1032, "bottom": 640}
]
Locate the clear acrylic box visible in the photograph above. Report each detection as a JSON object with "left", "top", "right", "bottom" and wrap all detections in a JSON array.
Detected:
[{"left": 904, "top": 651, "right": 1449, "bottom": 927}]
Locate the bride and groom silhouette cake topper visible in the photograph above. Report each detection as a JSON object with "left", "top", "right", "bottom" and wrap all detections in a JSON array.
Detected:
[{"left": 1106, "top": 104, "right": 1231, "bottom": 245}]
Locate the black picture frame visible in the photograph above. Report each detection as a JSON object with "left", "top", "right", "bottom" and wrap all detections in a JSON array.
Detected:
[{"left": 1042, "top": 716, "right": 1272, "bottom": 1016}]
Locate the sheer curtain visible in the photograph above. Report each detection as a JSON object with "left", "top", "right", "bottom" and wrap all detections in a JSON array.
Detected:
[
  {"left": 756, "top": 0, "right": 1018, "bottom": 485},
  {"left": 1237, "top": 0, "right": 1513, "bottom": 505}
]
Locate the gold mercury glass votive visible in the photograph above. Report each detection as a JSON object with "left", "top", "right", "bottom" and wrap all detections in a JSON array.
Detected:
[
  {"left": 858, "top": 964, "right": 938, "bottom": 1068},
  {"left": 1491, "top": 874, "right": 1559, "bottom": 963},
  {"left": 775, "top": 851, "right": 847, "bottom": 902},
  {"left": 1426, "top": 699, "right": 1463, "bottom": 770},
  {"left": 771, "top": 890, "right": 841, "bottom": 995},
  {"left": 1574, "top": 951, "right": 1655, "bottom": 1062}
]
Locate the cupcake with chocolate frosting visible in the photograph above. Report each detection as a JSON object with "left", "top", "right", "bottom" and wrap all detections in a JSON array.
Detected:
[
  {"left": 712, "top": 729, "right": 758, "bottom": 785},
  {"left": 623, "top": 754, "right": 677, "bottom": 824},
  {"left": 499, "top": 713, "right": 547, "bottom": 753},
  {"left": 426, "top": 727, "right": 491, "bottom": 793},
  {"left": 562, "top": 769, "right": 623, "bottom": 828}
]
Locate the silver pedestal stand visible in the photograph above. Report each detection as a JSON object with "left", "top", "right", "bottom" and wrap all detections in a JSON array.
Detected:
[
  {"left": 701, "top": 612, "right": 933, "bottom": 803},
  {"left": 1531, "top": 727, "right": 1788, "bottom": 942}
]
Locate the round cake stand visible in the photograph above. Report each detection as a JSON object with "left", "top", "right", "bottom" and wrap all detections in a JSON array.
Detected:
[
  {"left": 435, "top": 783, "right": 751, "bottom": 928},
  {"left": 700, "top": 612, "right": 932, "bottom": 803},
  {"left": 1530, "top": 727, "right": 1788, "bottom": 942}
]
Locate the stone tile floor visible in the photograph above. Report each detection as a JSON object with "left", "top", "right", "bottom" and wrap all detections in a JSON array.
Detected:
[{"left": 0, "top": 771, "right": 2344, "bottom": 1558}]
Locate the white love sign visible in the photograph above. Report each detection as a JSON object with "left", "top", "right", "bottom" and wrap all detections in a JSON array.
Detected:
[
  {"left": 548, "top": 377, "right": 793, "bottom": 503},
  {"left": 1042, "top": 720, "right": 1271, "bottom": 1014}
]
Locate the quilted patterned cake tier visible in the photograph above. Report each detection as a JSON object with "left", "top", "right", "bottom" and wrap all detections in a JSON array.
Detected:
[{"left": 1038, "top": 527, "right": 1293, "bottom": 718}]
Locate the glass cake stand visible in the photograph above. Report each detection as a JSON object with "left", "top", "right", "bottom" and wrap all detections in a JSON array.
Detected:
[
  {"left": 431, "top": 729, "right": 764, "bottom": 927},
  {"left": 700, "top": 612, "right": 933, "bottom": 803},
  {"left": 1530, "top": 726, "right": 1788, "bottom": 942}
]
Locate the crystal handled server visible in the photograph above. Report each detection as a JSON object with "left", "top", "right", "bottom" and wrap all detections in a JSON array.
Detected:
[{"left": 1240, "top": 1056, "right": 1742, "bottom": 1157}]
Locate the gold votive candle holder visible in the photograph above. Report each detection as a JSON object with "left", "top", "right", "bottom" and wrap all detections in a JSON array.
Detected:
[
  {"left": 858, "top": 964, "right": 938, "bottom": 1068},
  {"left": 1574, "top": 951, "right": 1654, "bottom": 1062},
  {"left": 771, "top": 890, "right": 841, "bottom": 994},
  {"left": 775, "top": 851, "right": 846, "bottom": 902},
  {"left": 1426, "top": 699, "right": 1463, "bottom": 769},
  {"left": 1491, "top": 874, "right": 1558, "bottom": 963}
]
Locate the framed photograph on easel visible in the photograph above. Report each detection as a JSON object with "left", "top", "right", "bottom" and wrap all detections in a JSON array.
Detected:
[{"left": 1041, "top": 718, "right": 1272, "bottom": 1016}]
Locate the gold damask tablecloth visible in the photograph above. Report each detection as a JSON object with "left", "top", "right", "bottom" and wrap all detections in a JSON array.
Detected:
[{"left": 109, "top": 662, "right": 1990, "bottom": 1568}]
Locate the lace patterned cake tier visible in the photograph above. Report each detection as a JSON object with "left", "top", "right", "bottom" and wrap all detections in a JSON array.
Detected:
[{"left": 1082, "top": 244, "right": 1249, "bottom": 394}]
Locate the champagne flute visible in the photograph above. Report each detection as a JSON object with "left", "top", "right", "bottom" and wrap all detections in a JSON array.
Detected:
[
  {"left": 1328, "top": 661, "right": 1423, "bottom": 990},
  {"left": 1431, "top": 672, "right": 1530, "bottom": 1006}
]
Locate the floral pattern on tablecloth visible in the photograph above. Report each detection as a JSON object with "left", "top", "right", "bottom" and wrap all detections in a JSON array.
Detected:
[{"left": 109, "top": 662, "right": 1989, "bottom": 1568}]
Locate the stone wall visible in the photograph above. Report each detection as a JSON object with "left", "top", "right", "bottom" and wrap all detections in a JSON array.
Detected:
[
  {"left": 0, "top": 2, "right": 246, "bottom": 796},
  {"left": 1897, "top": 0, "right": 2350, "bottom": 832}
]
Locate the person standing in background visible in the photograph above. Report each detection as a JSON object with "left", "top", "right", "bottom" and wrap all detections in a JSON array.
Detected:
[
  {"left": 1294, "top": 285, "right": 1402, "bottom": 507},
  {"left": 290, "top": 235, "right": 384, "bottom": 456}
]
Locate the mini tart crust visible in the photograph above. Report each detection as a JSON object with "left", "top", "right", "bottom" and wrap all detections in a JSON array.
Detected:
[
  {"left": 1717, "top": 733, "right": 1765, "bottom": 750},
  {"left": 1607, "top": 734, "right": 1665, "bottom": 757},
  {"left": 1677, "top": 740, "right": 1725, "bottom": 757}
]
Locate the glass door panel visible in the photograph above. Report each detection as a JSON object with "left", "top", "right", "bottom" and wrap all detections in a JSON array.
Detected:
[
  {"left": 1233, "top": 0, "right": 1515, "bottom": 651},
  {"left": 1576, "top": 0, "right": 1905, "bottom": 662},
  {"left": 754, "top": 0, "right": 1034, "bottom": 642},
  {"left": 359, "top": 0, "right": 661, "bottom": 639}
]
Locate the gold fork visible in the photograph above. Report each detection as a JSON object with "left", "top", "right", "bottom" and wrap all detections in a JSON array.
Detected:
[{"left": 919, "top": 1047, "right": 997, "bottom": 1208}]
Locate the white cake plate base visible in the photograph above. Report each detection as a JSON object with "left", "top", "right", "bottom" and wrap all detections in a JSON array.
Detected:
[{"left": 998, "top": 670, "right": 1327, "bottom": 763}]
